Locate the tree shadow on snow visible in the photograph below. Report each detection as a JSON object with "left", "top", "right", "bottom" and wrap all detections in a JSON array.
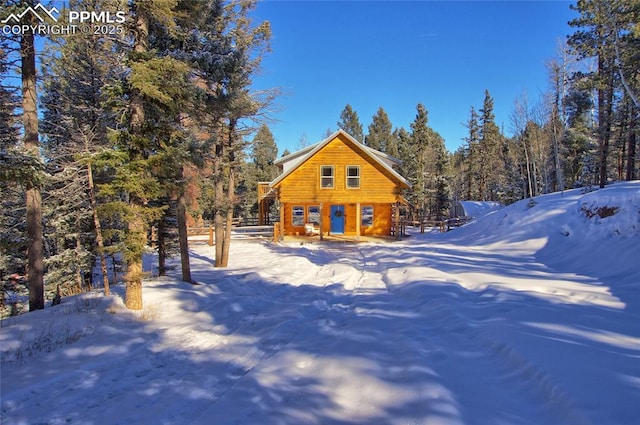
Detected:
[{"left": 2, "top": 238, "right": 639, "bottom": 425}]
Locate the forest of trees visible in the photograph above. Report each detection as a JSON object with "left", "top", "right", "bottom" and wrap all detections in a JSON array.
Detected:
[
  {"left": 0, "top": 0, "right": 638, "bottom": 314},
  {"left": 1, "top": 0, "right": 276, "bottom": 312}
]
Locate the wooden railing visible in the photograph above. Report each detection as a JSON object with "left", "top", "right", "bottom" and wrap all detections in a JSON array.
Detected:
[
  {"left": 258, "top": 182, "right": 276, "bottom": 200},
  {"left": 187, "top": 223, "right": 278, "bottom": 245}
]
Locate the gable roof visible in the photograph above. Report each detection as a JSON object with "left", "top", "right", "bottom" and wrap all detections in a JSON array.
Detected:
[
  {"left": 275, "top": 134, "right": 402, "bottom": 169},
  {"left": 270, "top": 129, "right": 411, "bottom": 189}
]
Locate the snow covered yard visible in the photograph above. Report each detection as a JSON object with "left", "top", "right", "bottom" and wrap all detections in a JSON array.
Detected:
[{"left": 1, "top": 182, "right": 639, "bottom": 425}]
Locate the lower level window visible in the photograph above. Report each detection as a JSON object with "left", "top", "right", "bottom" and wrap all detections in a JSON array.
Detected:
[
  {"left": 362, "top": 206, "right": 373, "bottom": 226},
  {"left": 292, "top": 206, "right": 304, "bottom": 226},
  {"left": 308, "top": 206, "right": 320, "bottom": 224}
]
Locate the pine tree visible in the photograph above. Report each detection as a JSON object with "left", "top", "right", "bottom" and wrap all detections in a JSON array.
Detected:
[
  {"left": 407, "top": 105, "right": 428, "bottom": 214},
  {"left": 406, "top": 104, "right": 450, "bottom": 217},
  {"left": 464, "top": 106, "right": 481, "bottom": 200},
  {"left": 478, "top": 90, "right": 506, "bottom": 201},
  {"left": 337, "top": 104, "right": 364, "bottom": 142},
  {"left": 431, "top": 134, "right": 451, "bottom": 218},
  {"left": 394, "top": 127, "right": 413, "bottom": 191},
  {"left": 183, "top": 0, "right": 274, "bottom": 268},
  {"left": 365, "top": 107, "right": 394, "bottom": 152},
  {"left": 0, "top": 43, "right": 27, "bottom": 295},
  {"left": 0, "top": 47, "right": 19, "bottom": 152},
  {"left": 98, "top": 1, "right": 190, "bottom": 309},
  {"left": 546, "top": 57, "right": 568, "bottom": 192},
  {"left": 19, "top": 12, "right": 45, "bottom": 311},
  {"left": 252, "top": 125, "right": 279, "bottom": 182},
  {"left": 40, "top": 0, "right": 126, "bottom": 297},
  {"left": 568, "top": 0, "right": 634, "bottom": 187},
  {"left": 239, "top": 124, "right": 278, "bottom": 218}
]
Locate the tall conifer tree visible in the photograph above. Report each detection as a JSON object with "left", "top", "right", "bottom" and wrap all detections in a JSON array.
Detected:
[
  {"left": 479, "top": 90, "right": 505, "bottom": 201},
  {"left": 337, "top": 104, "right": 364, "bottom": 142},
  {"left": 365, "top": 107, "right": 394, "bottom": 153},
  {"left": 19, "top": 12, "right": 45, "bottom": 311}
]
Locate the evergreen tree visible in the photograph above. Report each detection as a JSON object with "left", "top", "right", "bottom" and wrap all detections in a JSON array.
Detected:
[
  {"left": 252, "top": 125, "right": 279, "bottom": 180},
  {"left": 431, "top": 135, "right": 451, "bottom": 218},
  {"left": 0, "top": 43, "right": 27, "bottom": 295},
  {"left": 479, "top": 90, "right": 506, "bottom": 201},
  {"left": 563, "top": 84, "right": 598, "bottom": 187},
  {"left": 365, "top": 107, "right": 394, "bottom": 152},
  {"left": 19, "top": 10, "right": 45, "bottom": 311},
  {"left": 394, "top": 127, "right": 413, "bottom": 190},
  {"left": 40, "top": 0, "right": 126, "bottom": 297},
  {"left": 238, "top": 124, "right": 278, "bottom": 219},
  {"left": 568, "top": 0, "right": 633, "bottom": 187},
  {"left": 406, "top": 104, "right": 450, "bottom": 217},
  {"left": 407, "top": 105, "right": 428, "bottom": 214},
  {"left": 184, "top": 0, "right": 274, "bottom": 268},
  {"left": 0, "top": 48, "right": 19, "bottom": 151},
  {"left": 97, "top": 1, "right": 191, "bottom": 309},
  {"left": 465, "top": 106, "right": 481, "bottom": 199},
  {"left": 337, "top": 104, "right": 364, "bottom": 142}
]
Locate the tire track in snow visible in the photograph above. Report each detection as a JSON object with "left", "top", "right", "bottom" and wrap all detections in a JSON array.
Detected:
[
  {"left": 338, "top": 244, "right": 591, "bottom": 424},
  {"left": 396, "top": 290, "right": 592, "bottom": 425}
]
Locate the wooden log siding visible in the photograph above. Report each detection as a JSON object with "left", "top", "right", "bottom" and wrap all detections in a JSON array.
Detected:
[
  {"left": 277, "top": 136, "right": 401, "bottom": 205},
  {"left": 281, "top": 202, "right": 393, "bottom": 236},
  {"left": 273, "top": 132, "right": 407, "bottom": 237}
]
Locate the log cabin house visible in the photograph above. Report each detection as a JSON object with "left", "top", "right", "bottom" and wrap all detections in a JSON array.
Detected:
[{"left": 258, "top": 129, "right": 411, "bottom": 238}]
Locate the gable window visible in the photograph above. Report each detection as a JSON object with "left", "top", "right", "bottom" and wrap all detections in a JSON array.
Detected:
[
  {"left": 292, "top": 206, "right": 304, "bottom": 226},
  {"left": 320, "top": 166, "right": 334, "bottom": 188},
  {"left": 346, "top": 166, "right": 360, "bottom": 188}
]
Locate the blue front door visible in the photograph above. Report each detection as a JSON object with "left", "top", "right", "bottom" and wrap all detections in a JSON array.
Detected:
[{"left": 330, "top": 205, "right": 345, "bottom": 234}]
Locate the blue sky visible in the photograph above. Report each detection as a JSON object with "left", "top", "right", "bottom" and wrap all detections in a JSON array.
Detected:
[{"left": 251, "top": 0, "right": 576, "bottom": 155}]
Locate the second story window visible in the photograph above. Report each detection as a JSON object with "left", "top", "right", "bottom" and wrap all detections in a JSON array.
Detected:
[
  {"left": 320, "top": 166, "right": 334, "bottom": 188},
  {"left": 346, "top": 166, "right": 360, "bottom": 188}
]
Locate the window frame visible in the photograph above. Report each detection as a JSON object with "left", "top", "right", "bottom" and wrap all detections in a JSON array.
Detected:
[
  {"left": 346, "top": 165, "right": 361, "bottom": 189},
  {"left": 361, "top": 205, "right": 374, "bottom": 227},
  {"left": 292, "top": 205, "right": 304, "bottom": 226},
  {"left": 320, "top": 165, "right": 334, "bottom": 189},
  {"left": 307, "top": 205, "right": 320, "bottom": 225}
]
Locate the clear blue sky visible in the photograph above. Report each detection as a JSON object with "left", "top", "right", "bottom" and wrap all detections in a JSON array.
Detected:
[{"left": 251, "top": 0, "right": 576, "bottom": 155}]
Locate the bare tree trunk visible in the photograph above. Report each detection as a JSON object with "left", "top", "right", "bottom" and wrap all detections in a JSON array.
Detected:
[
  {"left": 551, "top": 111, "right": 564, "bottom": 193},
  {"left": 221, "top": 170, "right": 234, "bottom": 268},
  {"left": 523, "top": 139, "right": 534, "bottom": 199},
  {"left": 221, "top": 121, "right": 238, "bottom": 268},
  {"left": 610, "top": 17, "right": 639, "bottom": 109},
  {"left": 21, "top": 26, "right": 44, "bottom": 311},
  {"left": 157, "top": 218, "right": 166, "bottom": 276},
  {"left": 176, "top": 178, "right": 192, "bottom": 283},
  {"left": 214, "top": 137, "right": 225, "bottom": 267},
  {"left": 617, "top": 104, "right": 629, "bottom": 181},
  {"left": 124, "top": 260, "right": 143, "bottom": 310},
  {"left": 597, "top": 57, "right": 614, "bottom": 189},
  {"left": 549, "top": 57, "right": 566, "bottom": 193},
  {"left": 75, "top": 237, "right": 83, "bottom": 290},
  {"left": 627, "top": 109, "right": 637, "bottom": 181}
]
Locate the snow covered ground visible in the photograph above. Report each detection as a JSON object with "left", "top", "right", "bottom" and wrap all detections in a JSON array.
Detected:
[{"left": 1, "top": 182, "right": 639, "bottom": 425}]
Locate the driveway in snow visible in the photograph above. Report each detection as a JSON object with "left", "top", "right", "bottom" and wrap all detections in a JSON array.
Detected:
[{"left": 2, "top": 185, "right": 639, "bottom": 425}]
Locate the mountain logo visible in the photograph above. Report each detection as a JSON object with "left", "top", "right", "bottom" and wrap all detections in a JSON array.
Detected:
[{"left": 2, "top": 3, "right": 60, "bottom": 24}]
